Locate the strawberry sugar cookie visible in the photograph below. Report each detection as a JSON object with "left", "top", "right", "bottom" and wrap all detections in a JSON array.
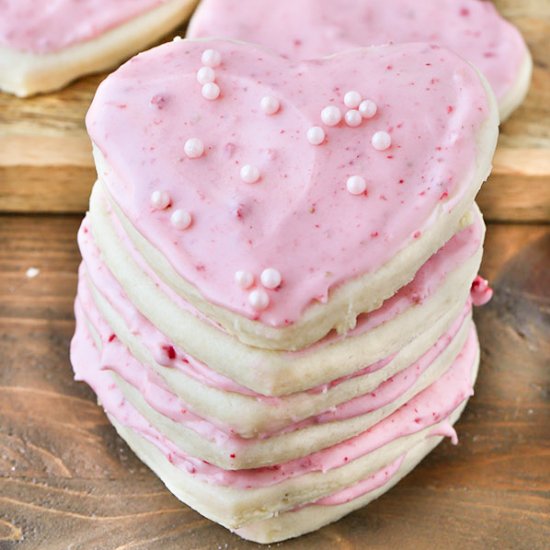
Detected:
[
  {"left": 71, "top": 39, "right": 498, "bottom": 542},
  {"left": 188, "top": 0, "right": 532, "bottom": 120},
  {"left": 0, "top": 0, "right": 198, "bottom": 96}
]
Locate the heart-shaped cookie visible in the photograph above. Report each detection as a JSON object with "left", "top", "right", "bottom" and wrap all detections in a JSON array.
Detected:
[
  {"left": 188, "top": 0, "right": 531, "bottom": 120},
  {"left": 0, "top": 0, "right": 197, "bottom": 96},
  {"left": 87, "top": 39, "right": 497, "bottom": 350},
  {"left": 72, "top": 38, "right": 495, "bottom": 543}
]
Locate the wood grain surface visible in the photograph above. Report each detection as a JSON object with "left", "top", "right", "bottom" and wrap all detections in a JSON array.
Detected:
[
  {"left": 0, "top": 0, "right": 549, "bottom": 221},
  {"left": 0, "top": 215, "right": 548, "bottom": 550}
]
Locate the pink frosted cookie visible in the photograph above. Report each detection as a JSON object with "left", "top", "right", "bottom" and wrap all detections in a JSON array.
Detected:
[
  {"left": 188, "top": 0, "right": 532, "bottom": 120},
  {"left": 0, "top": 0, "right": 198, "bottom": 96},
  {"left": 71, "top": 38, "right": 497, "bottom": 542}
]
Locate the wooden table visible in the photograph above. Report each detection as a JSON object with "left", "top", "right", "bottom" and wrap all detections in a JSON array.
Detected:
[
  {"left": 1, "top": 0, "right": 549, "bottom": 548},
  {"left": 0, "top": 218, "right": 548, "bottom": 550}
]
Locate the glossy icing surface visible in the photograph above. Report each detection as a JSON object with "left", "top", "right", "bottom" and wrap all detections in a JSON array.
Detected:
[
  {"left": 88, "top": 39, "right": 491, "bottom": 326},
  {"left": 0, "top": 0, "right": 168, "bottom": 54},
  {"left": 189, "top": 0, "right": 528, "bottom": 103}
]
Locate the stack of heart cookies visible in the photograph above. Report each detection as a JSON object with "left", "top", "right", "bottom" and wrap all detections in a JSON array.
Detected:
[{"left": 71, "top": 39, "right": 498, "bottom": 543}]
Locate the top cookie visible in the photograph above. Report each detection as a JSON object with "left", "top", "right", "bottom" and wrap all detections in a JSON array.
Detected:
[
  {"left": 87, "top": 39, "right": 498, "bottom": 350},
  {"left": 188, "top": 0, "right": 531, "bottom": 120}
]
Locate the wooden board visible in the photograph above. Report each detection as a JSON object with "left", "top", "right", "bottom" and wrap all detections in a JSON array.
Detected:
[
  {"left": 0, "top": 215, "right": 548, "bottom": 549},
  {"left": 1, "top": 0, "right": 549, "bottom": 221}
]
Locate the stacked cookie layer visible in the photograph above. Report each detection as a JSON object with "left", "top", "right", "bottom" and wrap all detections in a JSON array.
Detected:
[{"left": 71, "top": 39, "right": 498, "bottom": 543}]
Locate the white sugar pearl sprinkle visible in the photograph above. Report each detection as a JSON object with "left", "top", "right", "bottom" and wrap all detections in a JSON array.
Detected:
[
  {"left": 249, "top": 289, "right": 270, "bottom": 310},
  {"left": 235, "top": 270, "right": 254, "bottom": 289},
  {"left": 184, "top": 138, "right": 204, "bottom": 159},
  {"left": 345, "top": 110, "right": 362, "bottom": 127},
  {"left": 201, "top": 48, "right": 221, "bottom": 67},
  {"left": 359, "top": 100, "right": 377, "bottom": 119},
  {"left": 372, "top": 131, "right": 392, "bottom": 151},
  {"left": 261, "top": 268, "right": 282, "bottom": 289},
  {"left": 346, "top": 176, "right": 367, "bottom": 195},
  {"left": 307, "top": 126, "right": 325, "bottom": 145},
  {"left": 260, "top": 96, "right": 280, "bottom": 115},
  {"left": 240, "top": 164, "right": 260, "bottom": 184},
  {"left": 202, "top": 82, "right": 220, "bottom": 100},
  {"left": 173, "top": 35, "right": 182, "bottom": 42},
  {"left": 171, "top": 209, "right": 192, "bottom": 230},
  {"left": 150, "top": 190, "right": 171, "bottom": 210},
  {"left": 197, "top": 66, "right": 216, "bottom": 85},
  {"left": 344, "top": 90, "right": 362, "bottom": 108},
  {"left": 321, "top": 105, "right": 342, "bottom": 127}
]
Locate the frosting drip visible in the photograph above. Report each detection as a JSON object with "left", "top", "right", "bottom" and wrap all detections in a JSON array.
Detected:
[{"left": 470, "top": 275, "right": 493, "bottom": 306}]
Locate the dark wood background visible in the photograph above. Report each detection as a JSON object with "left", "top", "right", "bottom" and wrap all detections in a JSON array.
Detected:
[{"left": 0, "top": 0, "right": 549, "bottom": 548}]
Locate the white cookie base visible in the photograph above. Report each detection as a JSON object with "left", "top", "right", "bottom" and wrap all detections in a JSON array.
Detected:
[
  {"left": 83, "top": 311, "right": 470, "bottom": 469},
  {"left": 106, "top": 347, "right": 476, "bottom": 540},
  {"left": 0, "top": 0, "right": 197, "bottom": 97}
]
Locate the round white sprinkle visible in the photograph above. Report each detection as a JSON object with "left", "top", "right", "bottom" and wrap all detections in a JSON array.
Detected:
[
  {"left": 201, "top": 48, "right": 221, "bottom": 67},
  {"left": 202, "top": 82, "right": 220, "bottom": 100},
  {"left": 346, "top": 175, "right": 367, "bottom": 195},
  {"left": 307, "top": 126, "right": 325, "bottom": 145},
  {"left": 260, "top": 96, "right": 280, "bottom": 115},
  {"left": 150, "top": 190, "right": 171, "bottom": 210},
  {"left": 235, "top": 270, "right": 254, "bottom": 289},
  {"left": 173, "top": 35, "right": 182, "bottom": 42},
  {"left": 249, "top": 289, "right": 270, "bottom": 310},
  {"left": 240, "top": 164, "right": 260, "bottom": 184},
  {"left": 260, "top": 268, "right": 282, "bottom": 289},
  {"left": 345, "top": 110, "right": 362, "bottom": 127},
  {"left": 321, "top": 105, "right": 342, "bottom": 127},
  {"left": 197, "top": 66, "right": 216, "bottom": 85},
  {"left": 184, "top": 138, "right": 204, "bottom": 159},
  {"left": 25, "top": 267, "right": 40, "bottom": 279},
  {"left": 359, "top": 100, "right": 377, "bottom": 119},
  {"left": 344, "top": 90, "right": 362, "bottom": 108},
  {"left": 170, "top": 209, "right": 192, "bottom": 230},
  {"left": 371, "top": 131, "right": 392, "bottom": 151}
]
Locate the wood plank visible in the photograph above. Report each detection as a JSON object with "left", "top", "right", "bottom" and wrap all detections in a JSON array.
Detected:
[
  {"left": 0, "top": 1, "right": 549, "bottom": 220},
  {"left": 0, "top": 215, "right": 548, "bottom": 548}
]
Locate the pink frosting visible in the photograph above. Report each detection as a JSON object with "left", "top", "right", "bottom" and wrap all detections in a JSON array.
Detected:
[
  {"left": 0, "top": 0, "right": 169, "bottom": 54},
  {"left": 70, "top": 312, "right": 477, "bottom": 489},
  {"left": 188, "top": 0, "right": 528, "bottom": 103},
  {"left": 75, "top": 265, "right": 470, "bottom": 445},
  {"left": 87, "top": 39, "right": 492, "bottom": 327},
  {"left": 313, "top": 454, "right": 404, "bottom": 506},
  {"left": 78, "top": 209, "right": 482, "bottom": 398},
  {"left": 470, "top": 275, "right": 493, "bottom": 306}
]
